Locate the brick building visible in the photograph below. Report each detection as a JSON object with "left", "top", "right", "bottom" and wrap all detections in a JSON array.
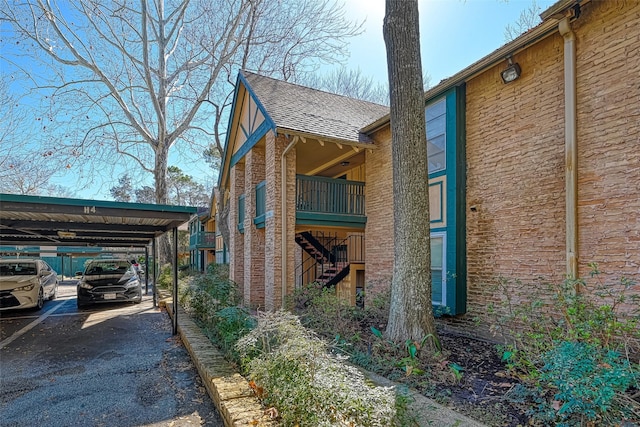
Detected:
[{"left": 206, "top": 0, "right": 639, "bottom": 334}]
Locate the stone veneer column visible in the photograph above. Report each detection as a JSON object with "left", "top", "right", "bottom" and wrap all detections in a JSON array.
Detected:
[
  {"left": 264, "top": 132, "right": 296, "bottom": 310},
  {"left": 285, "top": 144, "right": 297, "bottom": 300},
  {"left": 229, "top": 163, "right": 245, "bottom": 294},
  {"left": 243, "top": 146, "right": 266, "bottom": 309}
]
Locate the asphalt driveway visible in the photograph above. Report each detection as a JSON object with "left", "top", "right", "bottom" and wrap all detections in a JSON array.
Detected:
[{"left": 0, "top": 280, "right": 223, "bottom": 427}]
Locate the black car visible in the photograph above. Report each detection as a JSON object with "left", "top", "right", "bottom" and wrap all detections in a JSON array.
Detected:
[{"left": 77, "top": 258, "right": 142, "bottom": 308}]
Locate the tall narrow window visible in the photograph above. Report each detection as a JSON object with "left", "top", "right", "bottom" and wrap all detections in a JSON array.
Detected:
[
  {"left": 426, "top": 99, "right": 446, "bottom": 173},
  {"left": 430, "top": 233, "right": 446, "bottom": 306}
]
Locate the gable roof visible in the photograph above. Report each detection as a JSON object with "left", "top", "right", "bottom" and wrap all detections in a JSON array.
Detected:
[{"left": 241, "top": 71, "right": 389, "bottom": 144}]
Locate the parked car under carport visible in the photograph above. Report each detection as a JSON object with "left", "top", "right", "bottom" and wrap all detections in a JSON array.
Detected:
[
  {"left": 76, "top": 258, "right": 142, "bottom": 308},
  {"left": 0, "top": 258, "right": 59, "bottom": 311}
]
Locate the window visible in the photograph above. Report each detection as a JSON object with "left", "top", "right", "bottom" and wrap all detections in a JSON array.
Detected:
[
  {"left": 426, "top": 99, "right": 446, "bottom": 173},
  {"left": 237, "top": 194, "right": 245, "bottom": 233},
  {"left": 430, "top": 233, "right": 446, "bottom": 306},
  {"left": 254, "top": 181, "right": 266, "bottom": 228}
]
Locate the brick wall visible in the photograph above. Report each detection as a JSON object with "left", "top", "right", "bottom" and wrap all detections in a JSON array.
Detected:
[
  {"left": 459, "top": 32, "right": 567, "bottom": 334},
  {"left": 244, "top": 146, "right": 266, "bottom": 308},
  {"left": 364, "top": 126, "right": 395, "bottom": 303},
  {"left": 450, "top": 0, "right": 640, "bottom": 336},
  {"left": 229, "top": 162, "right": 245, "bottom": 291},
  {"left": 573, "top": 0, "right": 640, "bottom": 283}
]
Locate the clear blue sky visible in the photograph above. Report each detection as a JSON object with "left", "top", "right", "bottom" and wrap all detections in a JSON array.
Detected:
[{"left": 341, "top": 0, "right": 556, "bottom": 87}]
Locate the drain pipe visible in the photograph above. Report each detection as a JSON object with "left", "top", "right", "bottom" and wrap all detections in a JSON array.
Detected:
[
  {"left": 281, "top": 135, "right": 298, "bottom": 308},
  {"left": 559, "top": 16, "right": 578, "bottom": 279}
]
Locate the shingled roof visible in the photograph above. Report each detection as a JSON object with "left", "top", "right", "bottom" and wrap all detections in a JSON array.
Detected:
[{"left": 241, "top": 71, "right": 389, "bottom": 144}]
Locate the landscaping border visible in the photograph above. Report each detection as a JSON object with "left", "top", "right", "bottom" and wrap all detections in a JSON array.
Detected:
[{"left": 158, "top": 289, "right": 486, "bottom": 427}]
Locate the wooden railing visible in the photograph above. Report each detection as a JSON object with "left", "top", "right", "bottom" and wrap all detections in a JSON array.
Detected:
[
  {"left": 296, "top": 175, "right": 365, "bottom": 216},
  {"left": 189, "top": 231, "right": 216, "bottom": 249}
]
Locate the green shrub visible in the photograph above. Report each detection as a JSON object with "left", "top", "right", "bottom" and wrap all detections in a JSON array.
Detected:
[
  {"left": 177, "top": 267, "right": 253, "bottom": 362},
  {"left": 532, "top": 341, "right": 639, "bottom": 426},
  {"left": 236, "top": 310, "right": 397, "bottom": 426},
  {"left": 156, "top": 264, "right": 174, "bottom": 289},
  {"left": 487, "top": 265, "right": 640, "bottom": 424}
]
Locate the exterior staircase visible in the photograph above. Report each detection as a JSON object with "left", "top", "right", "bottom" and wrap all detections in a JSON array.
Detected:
[{"left": 295, "top": 231, "right": 350, "bottom": 287}]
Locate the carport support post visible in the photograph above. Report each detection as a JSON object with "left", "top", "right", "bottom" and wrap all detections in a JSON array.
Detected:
[
  {"left": 152, "top": 238, "right": 157, "bottom": 307},
  {"left": 172, "top": 228, "right": 179, "bottom": 335},
  {"left": 144, "top": 245, "right": 149, "bottom": 295}
]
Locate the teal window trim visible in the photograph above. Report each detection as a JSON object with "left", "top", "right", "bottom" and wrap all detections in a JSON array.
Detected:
[
  {"left": 426, "top": 85, "right": 466, "bottom": 316},
  {"left": 237, "top": 193, "right": 245, "bottom": 234},
  {"left": 253, "top": 215, "right": 266, "bottom": 229},
  {"left": 254, "top": 180, "right": 266, "bottom": 229}
]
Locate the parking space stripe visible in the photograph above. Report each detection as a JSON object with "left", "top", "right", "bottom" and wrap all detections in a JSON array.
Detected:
[{"left": 0, "top": 299, "right": 71, "bottom": 350}]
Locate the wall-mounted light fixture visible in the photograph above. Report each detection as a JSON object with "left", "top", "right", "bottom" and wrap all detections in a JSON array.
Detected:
[{"left": 501, "top": 57, "right": 521, "bottom": 83}]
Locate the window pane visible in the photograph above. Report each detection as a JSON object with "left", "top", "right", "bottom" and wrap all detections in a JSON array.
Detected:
[
  {"left": 431, "top": 236, "right": 443, "bottom": 268},
  {"left": 430, "top": 235, "right": 444, "bottom": 305},
  {"left": 425, "top": 99, "right": 445, "bottom": 121},
  {"left": 426, "top": 114, "right": 446, "bottom": 140},
  {"left": 425, "top": 99, "right": 446, "bottom": 173}
]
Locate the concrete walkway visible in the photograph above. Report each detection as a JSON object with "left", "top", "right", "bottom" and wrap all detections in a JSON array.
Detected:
[{"left": 159, "top": 290, "right": 486, "bottom": 427}]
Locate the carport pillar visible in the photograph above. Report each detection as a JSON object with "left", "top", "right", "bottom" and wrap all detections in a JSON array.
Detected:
[
  {"left": 172, "top": 228, "right": 179, "bottom": 335},
  {"left": 144, "top": 245, "right": 149, "bottom": 295},
  {"left": 152, "top": 238, "right": 158, "bottom": 307}
]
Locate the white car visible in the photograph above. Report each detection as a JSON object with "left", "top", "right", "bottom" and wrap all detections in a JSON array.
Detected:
[{"left": 0, "top": 259, "right": 59, "bottom": 311}]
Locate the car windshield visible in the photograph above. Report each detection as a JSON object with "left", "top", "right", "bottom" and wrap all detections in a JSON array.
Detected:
[
  {"left": 85, "top": 261, "right": 131, "bottom": 276},
  {"left": 0, "top": 263, "right": 37, "bottom": 276}
]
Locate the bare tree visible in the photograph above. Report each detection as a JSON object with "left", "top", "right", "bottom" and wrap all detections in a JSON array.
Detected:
[
  {"left": 300, "top": 67, "right": 389, "bottom": 105},
  {"left": 1, "top": 0, "right": 361, "bottom": 261},
  {"left": 504, "top": 0, "right": 542, "bottom": 42},
  {"left": 383, "top": 0, "right": 438, "bottom": 347}
]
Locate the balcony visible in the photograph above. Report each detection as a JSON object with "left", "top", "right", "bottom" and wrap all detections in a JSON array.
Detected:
[
  {"left": 296, "top": 175, "right": 366, "bottom": 228},
  {"left": 189, "top": 231, "right": 217, "bottom": 250}
]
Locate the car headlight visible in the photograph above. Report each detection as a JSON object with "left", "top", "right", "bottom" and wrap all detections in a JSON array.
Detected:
[
  {"left": 14, "top": 283, "right": 36, "bottom": 292},
  {"left": 79, "top": 282, "right": 94, "bottom": 289},
  {"left": 124, "top": 278, "right": 140, "bottom": 289}
]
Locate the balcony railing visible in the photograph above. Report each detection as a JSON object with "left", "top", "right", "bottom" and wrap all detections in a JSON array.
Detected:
[
  {"left": 189, "top": 231, "right": 216, "bottom": 249},
  {"left": 296, "top": 175, "right": 365, "bottom": 216}
]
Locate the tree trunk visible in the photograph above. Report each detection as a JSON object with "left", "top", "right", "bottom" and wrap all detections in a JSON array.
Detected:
[
  {"left": 155, "top": 141, "right": 173, "bottom": 264},
  {"left": 215, "top": 187, "right": 231, "bottom": 255},
  {"left": 383, "top": 0, "right": 439, "bottom": 348}
]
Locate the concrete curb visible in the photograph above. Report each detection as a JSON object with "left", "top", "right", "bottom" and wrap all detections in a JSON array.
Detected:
[{"left": 158, "top": 289, "right": 486, "bottom": 427}]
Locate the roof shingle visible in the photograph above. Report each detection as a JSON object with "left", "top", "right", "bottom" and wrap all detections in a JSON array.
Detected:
[{"left": 241, "top": 71, "right": 389, "bottom": 144}]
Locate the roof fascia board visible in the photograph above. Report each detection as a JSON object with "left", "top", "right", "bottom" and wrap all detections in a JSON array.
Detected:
[
  {"left": 229, "top": 120, "right": 273, "bottom": 168},
  {"left": 217, "top": 73, "right": 244, "bottom": 190},
  {"left": 218, "top": 72, "right": 277, "bottom": 187},
  {"left": 276, "top": 128, "right": 377, "bottom": 151},
  {"left": 0, "top": 193, "right": 196, "bottom": 215}
]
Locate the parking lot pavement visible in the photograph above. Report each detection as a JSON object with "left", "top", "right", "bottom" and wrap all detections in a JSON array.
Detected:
[{"left": 0, "top": 281, "right": 224, "bottom": 427}]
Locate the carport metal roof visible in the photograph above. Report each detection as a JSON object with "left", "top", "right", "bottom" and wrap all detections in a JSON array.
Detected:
[{"left": 0, "top": 193, "right": 197, "bottom": 248}]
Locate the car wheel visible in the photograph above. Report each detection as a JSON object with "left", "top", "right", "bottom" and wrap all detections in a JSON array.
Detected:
[{"left": 35, "top": 287, "right": 45, "bottom": 310}]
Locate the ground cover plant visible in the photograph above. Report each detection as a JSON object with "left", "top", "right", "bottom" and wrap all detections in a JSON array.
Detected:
[
  {"left": 174, "top": 263, "right": 640, "bottom": 426},
  {"left": 173, "top": 264, "right": 411, "bottom": 426},
  {"left": 287, "top": 268, "right": 640, "bottom": 426},
  {"left": 487, "top": 265, "right": 640, "bottom": 426}
]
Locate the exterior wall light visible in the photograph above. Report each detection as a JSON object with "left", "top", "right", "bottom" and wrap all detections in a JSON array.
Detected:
[{"left": 501, "top": 58, "right": 521, "bottom": 83}]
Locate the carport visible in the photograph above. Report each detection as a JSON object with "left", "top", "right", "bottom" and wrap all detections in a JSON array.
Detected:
[{"left": 0, "top": 193, "right": 197, "bottom": 334}]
